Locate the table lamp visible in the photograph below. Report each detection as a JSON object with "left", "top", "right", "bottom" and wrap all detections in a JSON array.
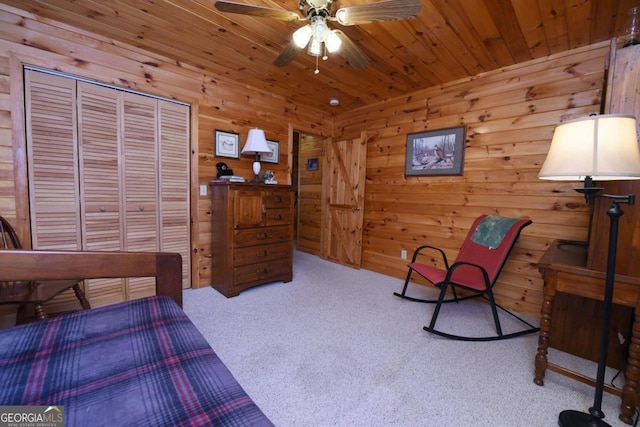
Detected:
[
  {"left": 242, "top": 128, "right": 271, "bottom": 182},
  {"left": 539, "top": 113, "right": 640, "bottom": 426}
]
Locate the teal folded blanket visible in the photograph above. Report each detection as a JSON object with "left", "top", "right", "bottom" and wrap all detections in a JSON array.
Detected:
[{"left": 470, "top": 216, "right": 519, "bottom": 249}]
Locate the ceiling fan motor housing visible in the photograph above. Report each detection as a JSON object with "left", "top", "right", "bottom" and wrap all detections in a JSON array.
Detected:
[
  {"left": 307, "top": 7, "right": 330, "bottom": 20},
  {"left": 302, "top": 0, "right": 333, "bottom": 12}
]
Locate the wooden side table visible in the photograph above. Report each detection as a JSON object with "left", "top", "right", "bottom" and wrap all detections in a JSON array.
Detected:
[{"left": 534, "top": 240, "right": 640, "bottom": 425}]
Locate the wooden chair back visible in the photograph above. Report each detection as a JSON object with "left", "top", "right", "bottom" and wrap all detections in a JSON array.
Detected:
[
  {"left": 0, "top": 216, "right": 21, "bottom": 250},
  {"left": 0, "top": 215, "right": 92, "bottom": 324}
]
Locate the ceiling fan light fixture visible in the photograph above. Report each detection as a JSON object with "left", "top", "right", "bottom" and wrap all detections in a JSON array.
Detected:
[
  {"left": 312, "top": 17, "right": 330, "bottom": 41},
  {"left": 308, "top": 38, "right": 322, "bottom": 56},
  {"left": 214, "top": 0, "right": 422, "bottom": 72},
  {"left": 325, "top": 31, "right": 342, "bottom": 52},
  {"left": 293, "top": 24, "right": 312, "bottom": 48}
]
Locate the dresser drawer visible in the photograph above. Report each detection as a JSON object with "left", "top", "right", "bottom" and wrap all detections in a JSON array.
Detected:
[
  {"left": 266, "top": 208, "right": 293, "bottom": 226},
  {"left": 234, "top": 242, "right": 292, "bottom": 266},
  {"left": 234, "top": 225, "right": 292, "bottom": 247},
  {"left": 266, "top": 190, "right": 292, "bottom": 209},
  {"left": 234, "top": 258, "right": 292, "bottom": 285}
]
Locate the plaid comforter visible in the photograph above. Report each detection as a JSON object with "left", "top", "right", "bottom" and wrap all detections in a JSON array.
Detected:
[{"left": 0, "top": 296, "right": 273, "bottom": 427}]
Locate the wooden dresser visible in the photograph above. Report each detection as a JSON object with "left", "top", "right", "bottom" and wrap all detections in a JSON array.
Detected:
[{"left": 210, "top": 181, "right": 294, "bottom": 297}]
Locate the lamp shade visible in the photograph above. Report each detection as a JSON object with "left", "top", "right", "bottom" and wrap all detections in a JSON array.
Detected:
[
  {"left": 241, "top": 128, "right": 271, "bottom": 154},
  {"left": 325, "top": 31, "right": 342, "bottom": 53},
  {"left": 538, "top": 114, "right": 640, "bottom": 181},
  {"left": 293, "top": 25, "right": 312, "bottom": 48}
]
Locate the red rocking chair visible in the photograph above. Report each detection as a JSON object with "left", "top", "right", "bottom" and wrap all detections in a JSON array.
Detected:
[{"left": 394, "top": 214, "right": 539, "bottom": 341}]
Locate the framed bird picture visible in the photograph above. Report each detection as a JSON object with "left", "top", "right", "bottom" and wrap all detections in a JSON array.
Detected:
[
  {"left": 214, "top": 130, "right": 240, "bottom": 159},
  {"left": 405, "top": 126, "right": 466, "bottom": 176}
]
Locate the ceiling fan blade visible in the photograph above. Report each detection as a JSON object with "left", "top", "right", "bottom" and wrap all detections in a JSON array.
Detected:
[
  {"left": 334, "top": 0, "right": 421, "bottom": 26},
  {"left": 273, "top": 42, "right": 304, "bottom": 66},
  {"left": 214, "top": 0, "right": 301, "bottom": 21},
  {"left": 333, "top": 30, "right": 370, "bottom": 69}
]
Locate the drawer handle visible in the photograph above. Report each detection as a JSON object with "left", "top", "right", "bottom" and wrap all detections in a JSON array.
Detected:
[
  {"left": 274, "top": 214, "right": 282, "bottom": 220},
  {"left": 257, "top": 249, "right": 268, "bottom": 257},
  {"left": 256, "top": 267, "right": 268, "bottom": 274},
  {"left": 139, "top": 206, "right": 145, "bottom": 211},
  {"left": 257, "top": 232, "right": 269, "bottom": 239},
  {"left": 99, "top": 206, "right": 106, "bottom": 212}
]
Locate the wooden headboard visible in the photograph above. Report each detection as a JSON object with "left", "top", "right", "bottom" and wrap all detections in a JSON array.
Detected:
[{"left": 0, "top": 250, "right": 183, "bottom": 307}]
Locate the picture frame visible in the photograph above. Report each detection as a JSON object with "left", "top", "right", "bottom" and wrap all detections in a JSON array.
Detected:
[
  {"left": 262, "top": 140, "right": 280, "bottom": 164},
  {"left": 405, "top": 126, "right": 466, "bottom": 176},
  {"left": 214, "top": 130, "right": 240, "bottom": 159},
  {"left": 306, "top": 158, "right": 319, "bottom": 171}
]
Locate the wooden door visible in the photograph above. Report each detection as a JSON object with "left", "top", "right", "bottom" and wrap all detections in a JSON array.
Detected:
[
  {"left": 25, "top": 70, "right": 191, "bottom": 305},
  {"left": 25, "top": 71, "right": 81, "bottom": 251},
  {"left": 122, "top": 92, "right": 159, "bottom": 300},
  {"left": 78, "top": 82, "right": 121, "bottom": 252},
  {"left": 77, "top": 82, "right": 124, "bottom": 306},
  {"left": 158, "top": 101, "right": 191, "bottom": 288},
  {"left": 321, "top": 133, "right": 367, "bottom": 268},
  {"left": 25, "top": 71, "right": 82, "bottom": 313}
]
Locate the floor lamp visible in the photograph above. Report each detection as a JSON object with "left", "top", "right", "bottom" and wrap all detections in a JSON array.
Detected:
[{"left": 539, "top": 114, "right": 640, "bottom": 426}]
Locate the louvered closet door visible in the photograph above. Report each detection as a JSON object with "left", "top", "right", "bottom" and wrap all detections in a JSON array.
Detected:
[
  {"left": 26, "top": 70, "right": 191, "bottom": 310},
  {"left": 77, "top": 82, "right": 124, "bottom": 306},
  {"left": 122, "top": 93, "right": 159, "bottom": 299},
  {"left": 26, "top": 72, "right": 81, "bottom": 250},
  {"left": 25, "top": 71, "right": 82, "bottom": 314},
  {"left": 159, "top": 101, "right": 191, "bottom": 288}
]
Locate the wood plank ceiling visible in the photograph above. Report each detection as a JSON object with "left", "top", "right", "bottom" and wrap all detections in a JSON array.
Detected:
[{"left": 3, "top": 0, "right": 637, "bottom": 113}]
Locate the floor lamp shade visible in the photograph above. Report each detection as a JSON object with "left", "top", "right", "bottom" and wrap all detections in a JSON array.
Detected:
[
  {"left": 538, "top": 114, "right": 640, "bottom": 181},
  {"left": 242, "top": 128, "right": 271, "bottom": 181}
]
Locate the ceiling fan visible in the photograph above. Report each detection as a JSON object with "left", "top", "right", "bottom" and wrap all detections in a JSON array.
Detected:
[{"left": 214, "top": 0, "right": 422, "bottom": 73}]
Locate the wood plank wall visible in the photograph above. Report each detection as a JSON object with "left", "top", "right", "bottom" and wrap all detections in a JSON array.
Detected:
[
  {"left": 333, "top": 42, "right": 610, "bottom": 317},
  {"left": 0, "top": 4, "right": 332, "bottom": 325},
  {"left": 0, "top": 4, "right": 614, "bottom": 321}
]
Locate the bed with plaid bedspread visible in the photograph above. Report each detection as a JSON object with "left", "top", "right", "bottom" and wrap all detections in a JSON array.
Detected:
[{"left": 0, "top": 295, "right": 273, "bottom": 427}]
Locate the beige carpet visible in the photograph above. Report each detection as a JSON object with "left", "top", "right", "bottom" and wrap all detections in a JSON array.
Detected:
[{"left": 183, "top": 250, "right": 630, "bottom": 427}]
